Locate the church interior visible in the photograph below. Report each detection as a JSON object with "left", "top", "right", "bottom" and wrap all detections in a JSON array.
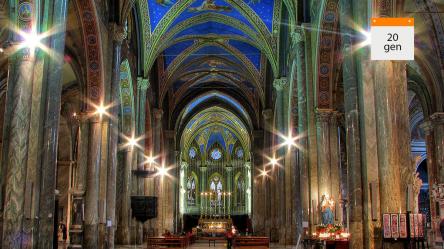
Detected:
[{"left": 0, "top": 0, "right": 444, "bottom": 248}]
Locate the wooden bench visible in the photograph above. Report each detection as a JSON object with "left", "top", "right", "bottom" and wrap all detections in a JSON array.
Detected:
[
  {"left": 233, "top": 236, "right": 270, "bottom": 249},
  {"left": 146, "top": 236, "right": 188, "bottom": 249}
]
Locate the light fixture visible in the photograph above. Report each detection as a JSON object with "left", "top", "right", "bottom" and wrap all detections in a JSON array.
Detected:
[
  {"left": 270, "top": 157, "right": 278, "bottom": 166},
  {"left": 260, "top": 169, "right": 269, "bottom": 177},
  {"left": 95, "top": 104, "right": 107, "bottom": 116},
  {"left": 283, "top": 134, "right": 297, "bottom": 147},
  {"left": 20, "top": 30, "right": 42, "bottom": 52},
  {"left": 156, "top": 165, "right": 169, "bottom": 177}
]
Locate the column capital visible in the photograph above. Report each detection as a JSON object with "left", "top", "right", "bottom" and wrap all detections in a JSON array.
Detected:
[
  {"left": 290, "top": 27, "right": 305, "bottom": 46},
  {"left": 153, "top": 108, "right": 163, "bottom": 119},
  {"left": 420, "top": 120, "right": 434, "bottom": 135},
  {"left": 112, "top": 24, "right": 127, "bottom": 43},
  {"left": 180, "top": 161, "right": 188, "bottom": 169},
  {"left": 225, "top": 166, "right": 233, "bottom": 172},
  {"left": 315, "top": 109, "right": 335, "bottom": 123},
  {"left": 200, "top": 166, "right": 208, "bottom": 172},
  {"left": 430, "top": 112, "right": 444, "bottom": 125},
  {"left": 137, "top": 77, "right": 150, "bottom": 90},
  {"left": 273, "top": 77, "right": 288, "bottom": 91},
  {"left": 262, "top": 109, "right": 273, "bottom": 120}
]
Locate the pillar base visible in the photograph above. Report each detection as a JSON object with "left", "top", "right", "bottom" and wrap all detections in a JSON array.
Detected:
[{"left": 83, "top": 224, "right": 98, "bottom": 249}]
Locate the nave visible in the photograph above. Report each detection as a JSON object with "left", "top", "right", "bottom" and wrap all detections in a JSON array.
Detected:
[{"left": 0, "top": 0, "right": 444, "bottom": 249}]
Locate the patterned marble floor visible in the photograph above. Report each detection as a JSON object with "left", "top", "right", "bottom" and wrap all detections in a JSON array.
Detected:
[{"left": 58, "top": 240, "right": 444, "bottom": 249}]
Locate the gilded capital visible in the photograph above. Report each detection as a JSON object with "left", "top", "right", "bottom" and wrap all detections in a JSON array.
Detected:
[
  {"left": 153, "top": 108, "right": 163, "bottom": 119},
  {"left": 273, "top": 77, "right": 288, "bottom": 91},
  {"left": 315, "top": 109, "right": 334, "bottom": 123},
  {"left": 291, "top": 27, "right": 305, "bottom": 46},
  {"left": 137, "top": 77, "right": 150, "bottom": 90},
  {"left": 430, "top": 112, "right": 444, "bottom": 125},
  {"left": 262, "top": 108, "right": 273, "bottom": 120},
  {"left": 419, "top": 120, "right": 434, "bottom": 135},
  {"left": 112, "top": 24, "right": 127, "bottom": 43}
]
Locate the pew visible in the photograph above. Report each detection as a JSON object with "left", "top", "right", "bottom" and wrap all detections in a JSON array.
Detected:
[
  {"left": 233, "top": 236, "right": 270, "bottom": 249},
  {"left": 146, "top": 236, "right": 188, "bottom": 249}
]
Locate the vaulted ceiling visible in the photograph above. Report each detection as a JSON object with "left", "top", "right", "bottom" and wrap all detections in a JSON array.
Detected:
[{"left": 143, "top": 0, "right": 283, "bottom": 127}]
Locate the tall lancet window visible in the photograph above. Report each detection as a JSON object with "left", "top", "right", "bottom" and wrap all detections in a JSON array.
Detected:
[
  {"left": 186, "top": 175, "right": 197, "bottom": 206},
  {"left": 210, "top": 175, "right": 223, "bottom": 207},
  {"left": 236, "top": 175, "right": 245, "bottom": 206}
]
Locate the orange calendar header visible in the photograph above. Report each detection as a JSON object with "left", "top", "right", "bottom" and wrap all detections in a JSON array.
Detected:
[{"left": 371, "top": 18, "right": 414, "bottom": 26}]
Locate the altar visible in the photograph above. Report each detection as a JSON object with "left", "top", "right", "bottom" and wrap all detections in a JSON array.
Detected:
[{"left": 198, "top": 217, "right": 232, "bottom": 236}]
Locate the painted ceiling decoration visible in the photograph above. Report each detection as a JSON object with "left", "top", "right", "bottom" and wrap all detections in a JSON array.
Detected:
[
  {"left": 119, "top": 59, "right": 136, "bottom": 134},
  {"left": 136, "top": 0, "right": 284, "bottom": 106},
  {"left": 181, "top": 106, "right": 250, "bottom": 161},
  {"left": 176, "top": 91, "right": 253, "bottom": 130}
]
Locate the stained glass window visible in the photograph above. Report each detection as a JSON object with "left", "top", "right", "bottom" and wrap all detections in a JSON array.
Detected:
[
  {"left": 189, "top": 147, "right": 196, "bottom": 159},
  {"left": 211, "top": 148, "right": 222, "bottom": 160},
  {"left": 236, "top": 148, "right": 244, "bottom": 159},
  {"left": 186, "top": 176, "right": 196, "bottom": 205}
]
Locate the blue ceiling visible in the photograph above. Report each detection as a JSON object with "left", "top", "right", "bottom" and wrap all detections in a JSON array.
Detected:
[
  {"left": 183, "top": 91, "right": 249, "bottom": 119},
  {"left": 147, "top": 0, "right": 275, "bottom": 95}
]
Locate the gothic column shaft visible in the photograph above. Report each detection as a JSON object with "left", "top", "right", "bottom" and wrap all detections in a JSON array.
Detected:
[
  {"left": 292, "top": 26, "right": 310, "bottom": 236},
  {"left": 226, "top": 167, "right": 233, "bottom": 215},
  {"left": 200, "top": 166, "right": 207, "bottom": 215},
  {"left": 36, "top": 0, "right": 69, "bottom": 245},
  {"left": 2, "top": 50, "right": 36, "bottom": 249},
  {"left": 118, "top": 146, "right": 133, "bottom": 244},
  {"left": 339, "top": 1, "right": 364, "bottom": 246},
  {"left": 329, "top": 113, "right": 340, "bottom": 220},
  {"left": 374, "top": 61, "right": 410, "bottom": 213},
  {"left": 105, "top": 24, "right": 125, "bottom": 249},
  {"left": 431, "top": 114, "right": 444, "bottom": 184},
  {"left": 1, "top": 0, "right": 38, "bottom": 245},
  {"left": 83, "top": 116, "right": 103, "bottom": 248},
  {"left": 262, "top": 109, "right": 273, "bottom": 236},
  {"left": 273, "top": 78, "right": 287, "bottom": 244},
  {"left": 153, "top": 109, "right": 163, "bottom": 235},
  {"left": 316, "top": 110, "right": 332, "bottom": 201},
  {"left": 420, "top": 121, "right": 438, "bottom": 241}
]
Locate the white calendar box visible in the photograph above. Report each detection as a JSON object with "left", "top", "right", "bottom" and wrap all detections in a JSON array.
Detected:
[{"left": 370, "top": 18, "right": 414, "bottom": 61}]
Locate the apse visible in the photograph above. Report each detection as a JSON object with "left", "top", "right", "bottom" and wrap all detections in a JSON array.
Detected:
[{"left": 178, "top": 106, "right": 252, "bottom": 231}]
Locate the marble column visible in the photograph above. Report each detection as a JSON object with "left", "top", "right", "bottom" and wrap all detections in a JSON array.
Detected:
[
  {"left": 420, "top": 120, "right": 438, "bottom": 241},
  {"left": 36, "top": 0, "right": 69, "bottom": 244},
  {"left": 373, "top": 61, "right": 410, "bottom": 215},
  {"left": 105, "top": 24, "right": 126, "bottom": 249},
  {"left": 1, "top": 0, "right": 37, "bottom": 246},
  {"left": 262, "top": 109, "right": 273, "bottom": 236},
  {"left": 273, "top": 78, "right": 288, "bottom": 244},
  {"left": 430, "top": 113, "right": 444, "bottom": 184},
  {"left": 315, "top": 109, "right": 332, "bottom": 201},
  {"left": 200, "top": 166, "right": 208, "bottom": 215},
  {"left": 292, "top": 26, "right": 310, "bottom": 238},
  {"left": 329, "top": 113, "right": 340, "bottom": 220},
  {"left": 339, "top": 2, "right": 364, "bottom": 245},
  {"left": 118, "top": 145, "right": 133, "bottom": 244},
  {"left": 83, "top": 114, "right": 103, "bottom": 249},
  {"left": 226, "top": 166, "right": 233, "bottom": 216},
  {"left": 153, "top": 108, "right": 163, "bottom": 235},
  {"left": 69, "top": 113, "right": 89, "bottom": 248}
]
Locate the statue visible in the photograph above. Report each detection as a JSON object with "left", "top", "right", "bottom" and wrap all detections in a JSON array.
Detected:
[{"left": 320, "top": 194, "right": 335, "bottom": 225}]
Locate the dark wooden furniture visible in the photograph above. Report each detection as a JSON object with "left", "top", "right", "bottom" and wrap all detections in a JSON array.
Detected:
[
  {"left": 233, "top": 236, "right": 270, "bottom": 249},
  {"left": 146, "top": 236, "right": 188, "bottom": 249}
]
